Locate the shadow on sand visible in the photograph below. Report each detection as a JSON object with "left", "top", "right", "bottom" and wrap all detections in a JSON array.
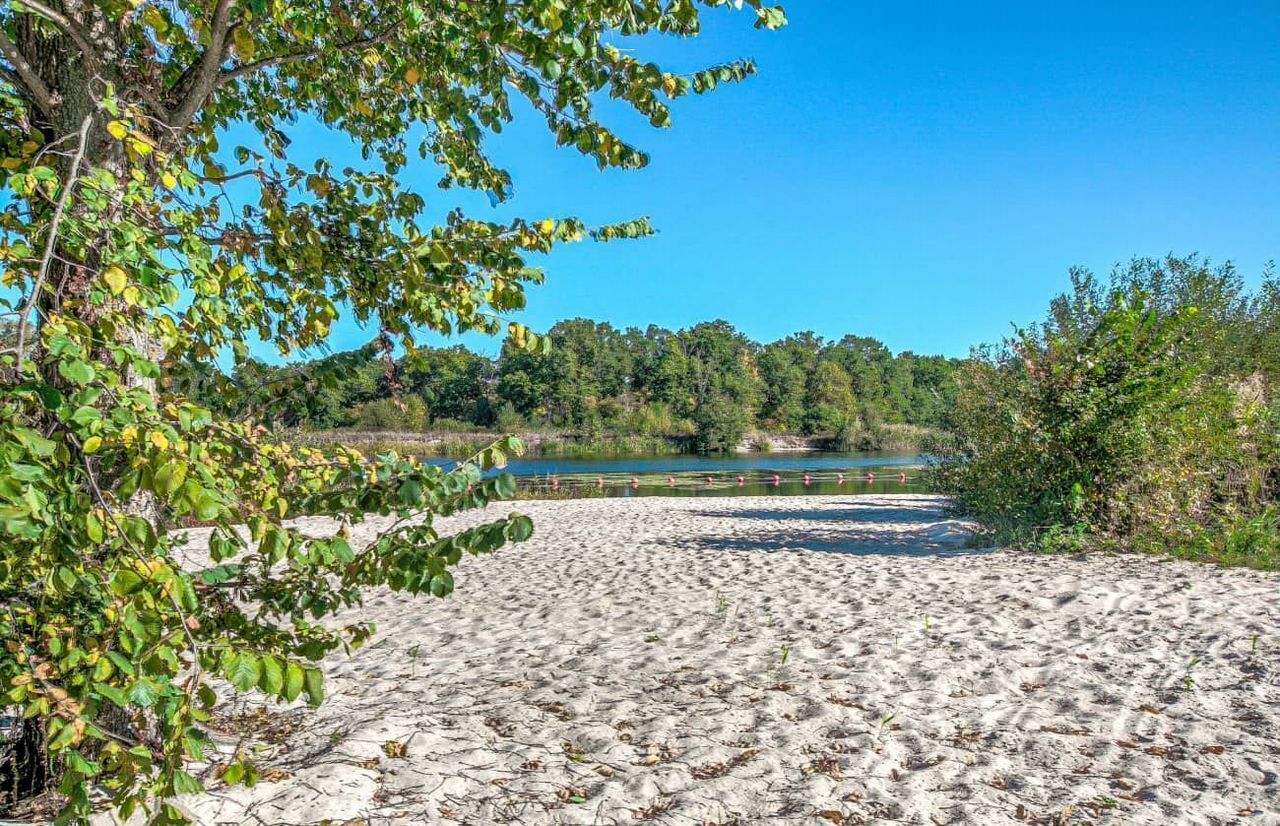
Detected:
[{"left": 685, "top": 501, "right": 991, "bottom": 557}]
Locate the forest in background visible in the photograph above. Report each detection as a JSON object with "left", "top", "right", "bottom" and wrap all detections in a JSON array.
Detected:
[{"left": 187, "top": 320, "right": 963, "bottom": 454}]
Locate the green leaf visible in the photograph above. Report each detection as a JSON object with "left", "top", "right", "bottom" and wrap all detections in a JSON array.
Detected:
[
  {"left": 106, "top": 651, "right": 136, "bottom": 676},
  {"left": 226, "top": 653, "right": 261, "bottom": 693},
  {"left": 258, "top": 655, "right": 284, "bottom": 696},
  {"left": 110, "top": 570, "right": 144, "bottom": 596},
  {"left": 195, "top": 495, "right": 221, "bottom": 521},
  {"left": 283, "top": 662, "right": 305, "bottom": 703},
  {"left": 506, "top": 514, "right": 534, "bottom": 542},
  {"left": 58, "top": 360, "right": 95, "bottom": 386},
  {"left": 14, "top": 427, "right": 55, "bottom": 456},
  {"left": 428, "top": 571, "right": 454, "bottom": 598},
  {"left": 95, "top": 684, "right": 129, "bottom": 708},
  {"left": 303, "top": 667, "right": 324, "bottom": 707},
  {"left": 48, "top": 719, "right": 78, "bottom": 751},
  {"left": 127, "top": 678, "right": 160, "bottom": 707},
  {"left": 331, "top": 535, "right": 354, "bottom": 562},
  {"left": 171, "top": 769, "right": 203, "bottom": 795},
  {"left": 398, "top": 479, "right": 423, "bottom": 507}
]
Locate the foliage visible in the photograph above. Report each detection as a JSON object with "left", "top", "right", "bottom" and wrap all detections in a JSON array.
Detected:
[
  {"left": 207, "top": 317, "right": 963, "bottom": 452},
  {"left": 933, "top": 256, "right": 1279, "bottom": 565},
  {"left": 353, "top": 396, "right": 428, "bottom": 432},
  {"left": 0, "top": 0, "right": 785, "bottom": 821}
]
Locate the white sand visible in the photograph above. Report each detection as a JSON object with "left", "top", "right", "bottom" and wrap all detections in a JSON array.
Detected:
[{"left": 178, "top": 495, "right": 1278, "bottom": 825}]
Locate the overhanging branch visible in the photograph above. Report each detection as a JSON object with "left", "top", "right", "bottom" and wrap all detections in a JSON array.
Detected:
[{"left": 218, "top": 17, "right": 406, "bottom": 85}]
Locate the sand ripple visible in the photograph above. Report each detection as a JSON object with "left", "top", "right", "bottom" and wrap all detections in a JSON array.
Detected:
[{"left": 182, "top": 495, "right": 1279, "bottom": 825}]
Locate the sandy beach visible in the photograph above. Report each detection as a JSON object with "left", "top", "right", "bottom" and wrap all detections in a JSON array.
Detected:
[{"left": 177, "top": 495, "right": 1279, "bottom": 825}]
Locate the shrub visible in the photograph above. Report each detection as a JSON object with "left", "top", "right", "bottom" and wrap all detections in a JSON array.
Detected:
[
  {"left": 932, "top": 257, "right": 1278, "bottom": 566},
  {"left": 694, "top": 394, "right": 752, "bottom": 453},
  {"left": 495, "top": 402, "right": 526, "bottom": 432},
  {"left": 354, "top": 396, "right": 428, "bottom": 432}
]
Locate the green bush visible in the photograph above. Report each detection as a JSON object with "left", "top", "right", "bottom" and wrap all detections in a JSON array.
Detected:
[
  {"left": 495, "top": 402, "right": 526, "bottom": 432},
  {"left": 694, "top": 394, "right": 752, "bottom": 453},
  {"left": 932, "top": 257, "right": 1278, "bottom": 567},
  {"left": 353, "top": 396, "right": 429, "bottom": 432}
]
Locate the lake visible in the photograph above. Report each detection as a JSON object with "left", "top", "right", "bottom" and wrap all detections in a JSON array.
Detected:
[{"left": 459, "top": 451, "right": 932, "bottom": 497}]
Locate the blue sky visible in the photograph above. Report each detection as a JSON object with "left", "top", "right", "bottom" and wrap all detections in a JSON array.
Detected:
[{"left": 317, "top": 2, "right": 1280, "bottom": 359}]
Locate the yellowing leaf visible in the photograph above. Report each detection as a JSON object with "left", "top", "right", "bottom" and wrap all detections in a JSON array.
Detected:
[
  {"left": 149, "top": 431, "right": 169, "bottom": 451},
  {"left": 82, "top": 436, "right": 103, "bottom": 454},
  {"left": 103, "top": 265, "right": 127, "bottom": 295},
  {"left": 106, "top": 121, "right": 128, "bottom": 140},
  {"left": 232, "top": 27, "right": 255, "bottom": 60}
]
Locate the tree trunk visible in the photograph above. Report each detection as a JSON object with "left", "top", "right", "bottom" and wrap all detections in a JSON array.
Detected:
[{"left": 1, "top": 14, "right": 163, "bottom": 812}]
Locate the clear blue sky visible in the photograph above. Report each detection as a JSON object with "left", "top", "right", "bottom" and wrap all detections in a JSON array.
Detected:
[{"left": 320, "top": 2, "right": 1280, "bottom": 359}]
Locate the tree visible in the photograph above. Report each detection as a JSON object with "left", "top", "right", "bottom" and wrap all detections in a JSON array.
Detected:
[
  {"left": 398, "top": 345, "right": 496, "bottom": 426},
  {"left": 757, "top": 333, "right": 819, "bottom": 432},
  {"left": 0, "top": 0, "right": 785, "bottom": 821},
  {"left": 803, "top": 359, "right": 855, "bottom": 434},
  {"left": 681, "top": 321, "right": 760, "bottom": 451}
]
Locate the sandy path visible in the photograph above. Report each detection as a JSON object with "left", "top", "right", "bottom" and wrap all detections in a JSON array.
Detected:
[{"left": 182, "top": 495, "right": 1279, "bottom": 826}]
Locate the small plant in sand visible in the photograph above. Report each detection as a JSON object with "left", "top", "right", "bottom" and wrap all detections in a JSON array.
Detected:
[
  {"left": 714, "top": 591, "right": 730, "bottom": 616},
  {"left": 1183, "top": 655, "right": 1202, "bottom": 690}
]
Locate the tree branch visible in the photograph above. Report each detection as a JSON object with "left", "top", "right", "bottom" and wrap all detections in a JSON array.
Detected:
[
  {"left": 218, "top": 17, "right": 406, "bottom": 85},
  {"left": 168, "top": 0, "right": 236, "bottom": 130},
  {"left": 0, "top": 27, "right": 55, "bottom": 116},
  {"left": 15, "top": 115, "right": 92, "bottom": 372}
]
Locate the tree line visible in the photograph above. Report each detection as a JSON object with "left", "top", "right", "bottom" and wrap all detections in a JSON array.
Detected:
[{"left": 194, "top": 320, "right": 963, "bottom": 453}]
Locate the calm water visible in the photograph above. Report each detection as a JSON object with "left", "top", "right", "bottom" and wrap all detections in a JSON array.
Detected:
[{"left": 445, "top": 451, "right": 932, "bottom": 497}]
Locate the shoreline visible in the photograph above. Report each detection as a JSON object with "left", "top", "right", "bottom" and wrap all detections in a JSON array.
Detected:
[{"left": 286, "top": 427, "right": 938, "bottom": 459}]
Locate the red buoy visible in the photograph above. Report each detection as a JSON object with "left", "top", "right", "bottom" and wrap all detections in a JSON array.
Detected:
[
  {"left": 772, "top": 474, "right": 781, "bottom": 486},
  {"left": 898, "top": 472, "right": 907, "bottom": 484},
  {"left": 803, "top": 474, "right": 812, "bottom": 485},
  {"left": 706, "top": 476, "right": 714, "bottom": 486},
  {"left": 737, "top": 475, "right": 745, "bottom": 486},
  {"left": 866, "top": 472, "right": 875, "bottom": 483}
]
